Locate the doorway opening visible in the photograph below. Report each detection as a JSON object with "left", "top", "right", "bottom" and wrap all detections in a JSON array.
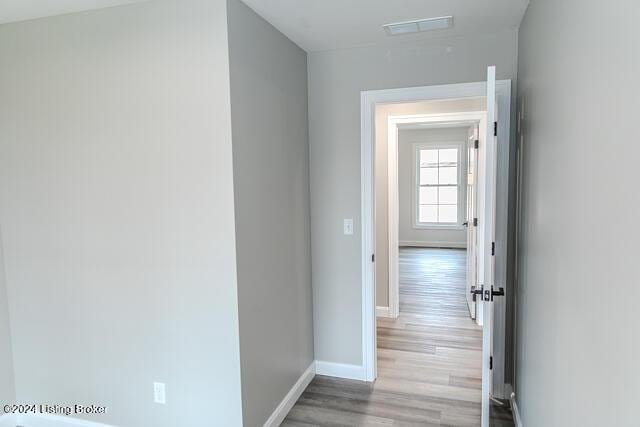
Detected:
[
  {"left": 376, "top": 106, "right": 486, "bottom": 322},
  {"left": 360, "top": 73, "right": 512, "bottom": 427},
  {"left": 377, "top": 102, "right": 486, "bottom": 424}
]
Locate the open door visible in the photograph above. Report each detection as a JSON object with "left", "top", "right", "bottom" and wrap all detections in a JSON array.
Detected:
[
  {"left": 465, "top": 124, "right": 479, "bottom": 320},
  {"left": 477, "top": 65, "right": 502, "bottom": 427}
]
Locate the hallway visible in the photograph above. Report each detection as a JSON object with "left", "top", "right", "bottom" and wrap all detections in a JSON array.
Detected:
[
  {"left": 283, "top": 247, "right": 500, "bottom": 426},
  {"left": 378, "top": 247, "right": 484, "bottom": 425}
]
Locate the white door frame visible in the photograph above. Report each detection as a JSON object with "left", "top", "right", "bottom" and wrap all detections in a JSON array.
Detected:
[
  {"left": 465, "top": 123, "right": 481, "bottom": 321},
  {"left": 360, "top": 80, "right": 511, "bottom": 396},
  {"left": 386, "top": 111, "right": 486, "bottom": 321}
]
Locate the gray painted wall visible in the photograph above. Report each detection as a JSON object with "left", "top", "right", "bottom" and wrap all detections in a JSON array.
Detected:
[
  {"left": 309, "top": 31, "right": 519, "bottom": 365},
  {"left": 398, "top": 127, "right": 468, "bottom": 246},
  {"left": 0, "top": 1, "right": 244, "bottom": 426},
  {"left": 0, "top": 229, "right": 15, "bottom": 405},
  {"left": 227, "top": 0, "right": 314, "bottom": 426},
  {"left": 516, "top": 0, "right": 640, "bottom": 425}
]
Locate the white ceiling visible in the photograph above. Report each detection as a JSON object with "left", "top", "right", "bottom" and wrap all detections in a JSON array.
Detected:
[
  {"left": 0, "top": 1, "right": 529, "bottom": 52},
  {"left": 242, "top": 0, "right": 530, "bottom": 52},
  {"left": 0, "top": 0, "right": 145, "bottom": 25}
]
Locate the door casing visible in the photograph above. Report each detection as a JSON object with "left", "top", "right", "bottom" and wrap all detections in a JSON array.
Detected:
[
  {"left": 385, "top": 111, "right": 486, "bottom": 321},
  {"left": 360, "top": 79, "right": 512, "bottom": 402},
  {"left": 465, "top": 123, "right": 481, "bottom": 321}
]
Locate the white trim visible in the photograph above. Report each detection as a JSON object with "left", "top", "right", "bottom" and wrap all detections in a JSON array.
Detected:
[
  {"left": 510, "top": 392, "right": 523, "bottom": 427},
  {"left": 361, "top": 91, "right": 377, "bottom": 382},
  {"left": 386, "top": 110, "right": 484, "bottom": 327},
  {"left": 0, "top": 415, "right": 15, "bottom": 427},
  {"left": 0, "top": 414, "right": 117, "bottom": 427},
  {"left": 387, "top": 116, "right": 400, "bottom": 319},
  {"left": 361, "top": 79, "right": 512, "bottom": 412},
  {"left": 376, "top": 306, "right": 392, "bottom": 317},
  {"left": 399, "top": 240, "right": 466, "bottom": 249},
  {"left": 263, "top": 362, "right": 316, "bottom": 427},
  {"left": 315, "top": 361, "right": 367, "bottom": 381}
]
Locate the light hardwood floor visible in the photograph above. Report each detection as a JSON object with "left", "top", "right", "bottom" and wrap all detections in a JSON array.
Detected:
[{"left": 283, "top": 247, "right": 513, "bottom": 426}]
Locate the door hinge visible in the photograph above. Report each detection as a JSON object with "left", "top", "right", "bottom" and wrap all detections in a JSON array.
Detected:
[
  {"left": 491, "top": 242, "right": 495, "bottom": 256},
  {"left": 494, "top": 121, "right": 498, "bottom": 136},
  {"left": 473, "top": 218, "right": 478, "bottom": 227},
  {"left": 474, "top": 139, "right": 479, "bottom": 149},
  {"left": 371, "top": 253, "right": 375, "bottom": 263},
  {"left": 490, "top": 356, "right": 493, "bottom": 370}
]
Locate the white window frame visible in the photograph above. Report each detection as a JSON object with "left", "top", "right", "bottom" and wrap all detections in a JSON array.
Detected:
[{"left": 412, "top": 141, "right": 467, "bottom": 230}]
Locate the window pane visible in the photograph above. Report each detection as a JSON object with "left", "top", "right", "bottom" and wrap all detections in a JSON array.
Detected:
[
  {"left": 419, "top": 187, "right": 438, "bottom": 205},
  {"left": 439, "top": 148, "right": 458, "bottom": 166},
  {"left": 439, "top": 205, "right": 458, "bottom": 223},
  {"left": 439, "top": 166, "right": 457, "bottom": 185},
  {"left": 420, "top": 149, "right": 438, "bottom": 168},
  {"left": 439, "top": 186, "right": 458, "bottom": 204},
  {"left": 420, "top": 167, "right": 438, "bottom": 185},
  {"left": 419, "top": 205, "right": 438, "bottom": 223},
  {"left": 416, "top": 146, "right": 462, "bottom": 225}
]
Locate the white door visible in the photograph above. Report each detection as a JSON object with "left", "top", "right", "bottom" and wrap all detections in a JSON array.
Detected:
[
  {"left": 479, "top": 65, "right": 499, "bottom": 427},
  {"left": 465, "top": 124, "right": 479, "bottom": 320}
]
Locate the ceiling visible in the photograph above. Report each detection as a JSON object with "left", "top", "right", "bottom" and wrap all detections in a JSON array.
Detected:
[
  {"left": 0, "top": 0, "right": 145, "bottom": 25},
  {"left": 242, "top": 0, "right": 529, "bottom": 52},
  {"left": 0, "top": 0, "right": 529, "bottom": 52}
]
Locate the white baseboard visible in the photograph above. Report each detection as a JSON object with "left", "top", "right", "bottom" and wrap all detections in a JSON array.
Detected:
[
  {"left": 399, "top": 240, "right": 466, "bottom": 249},
  {"left": 0, "top": 413, "right": 116, "bottom": 427},
  {"left": 376, "top": 306, "right": 391, "bottom": 317},
  {"left": 510, "top": 392, "right": 523, "bottom": 427},
  {"left": 315, "top": 360, "right": 366, "bottom": 381},
  {"left": 263, "top": 361, "right": 316, "bottom": 427},
  {"left": 0, "top": 415, "right": 17, "bottom": 427}
]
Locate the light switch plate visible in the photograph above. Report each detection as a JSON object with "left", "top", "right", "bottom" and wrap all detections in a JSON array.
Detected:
[
  {"left": 154, "top": 382, "right": 166, "bottom": 404},
  {"left": 344, "top": 219, "right": 354, "bottom": 235}
]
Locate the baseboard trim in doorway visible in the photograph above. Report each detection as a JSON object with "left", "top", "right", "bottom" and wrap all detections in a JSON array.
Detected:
[
  {"left": 510, "top": 392, "right": 524, "bottom": 427},
  {"left": 315, "top": 361, "right": 366, "bottom": 381},
  {"left": 263, "top": 361, "right": 316, "bottom": 427},
  {"left": 399, "top": 241, "right": 466, "bottom": 249},
  {"left": 0, "top": 413, "right": 117, "bottom": 427},
  {"left": 376, "top": 306, "right": 391, "bottom": 317}
]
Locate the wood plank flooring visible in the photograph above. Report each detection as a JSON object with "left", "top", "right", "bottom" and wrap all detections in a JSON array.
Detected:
[{"left": 283, "top": 247, "right": 513, "bottom": 427}]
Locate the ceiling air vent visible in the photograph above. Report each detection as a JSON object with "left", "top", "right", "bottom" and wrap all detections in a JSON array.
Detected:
[{"left": 383, "top": 16, "right": 453, "bottom": 36}]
